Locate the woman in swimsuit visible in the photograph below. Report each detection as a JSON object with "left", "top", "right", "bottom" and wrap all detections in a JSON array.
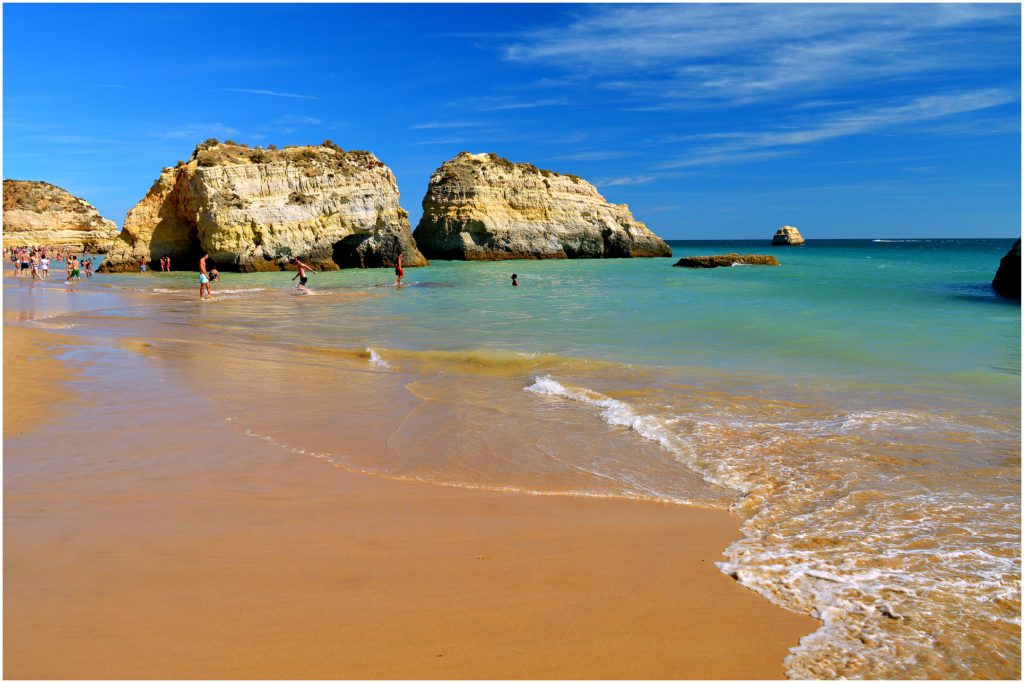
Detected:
[{"left": 394, "top": 253, "right": 404, "bottom": 286}]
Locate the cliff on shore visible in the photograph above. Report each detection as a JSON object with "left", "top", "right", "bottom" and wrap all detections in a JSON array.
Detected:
[
  {"left": 2, "top": 180, "right": 120, "bottom": 251},
  {"left": 412, "top": 152, "right": 672, "bottom": 260},
  {"left": 100, "top": 140, "right": 426, "bottom": 272}
]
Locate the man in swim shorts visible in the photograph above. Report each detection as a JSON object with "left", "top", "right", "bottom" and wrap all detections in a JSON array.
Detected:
[
  {"left": 67, "top": 256, "right": 81, "bottom": 283},
  {"left": 199, "top": 254, "right": 212, "bottom": 300},
  {"left": 291, "top": 258, "right": 317, "bottom": 290}
]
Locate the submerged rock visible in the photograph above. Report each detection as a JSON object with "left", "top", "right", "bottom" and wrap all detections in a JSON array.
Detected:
[
  {"left": 413, "top": 152, "right": 672, "bottom": 260},
  {"left": 673, "top": 253, "right": 780, "bottom": 268},
  {"left": 2, "top": 180, "right": 119, "bottom": 251},
  {"left": 100, "top": 140, "right": 426, "bottom": 272},
  {"left": 772, "top": 225, "right": 805, "bottom": 245},
  {"left": 992, "top": 238, "right": 1020, "bottom": 299}
]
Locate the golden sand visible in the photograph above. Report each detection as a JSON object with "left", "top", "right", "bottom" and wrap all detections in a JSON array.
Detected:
[{"left": 4, "top": 308, "right": 818, "bottom": 679}]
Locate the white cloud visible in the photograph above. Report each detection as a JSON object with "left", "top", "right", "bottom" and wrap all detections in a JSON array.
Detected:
[
  {"left": 409, "top": 120, "right": 491, "bottom": 130},
  {"left": 502, "top": 5, "right": 1019, "bottom": 106},
  {"left": 161, "top": 123, "right": 242, "bottom": 140},
  {"left": 275, "top": 115, "right": 322, "bottom": 125},
  {"left": 658, "top": 89, "right": 1018, "bottom": 168},
  {"left": 473, "top": 97, "right": 567, "bottom": 111},
  {"left": 224, "top": 88, "right": 318, "bottom": 100},
  {"left": 550, "top": 150, "right": 635, "bottom": 162},
  {"left": 594, "top": 175, "right": 657, "bottom": 187}
]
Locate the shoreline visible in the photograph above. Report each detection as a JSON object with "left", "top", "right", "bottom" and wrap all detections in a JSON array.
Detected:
[{"left": 3, "top": 283, "right": 819, "bottom": 679}]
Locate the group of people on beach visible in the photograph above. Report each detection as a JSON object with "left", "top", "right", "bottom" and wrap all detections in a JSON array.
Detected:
[
  {"left": 7, "top": 246, "right": 520, "bottom": 295},
  {"left": 5, "top": 245, "right": 94, "bottom": 282}
]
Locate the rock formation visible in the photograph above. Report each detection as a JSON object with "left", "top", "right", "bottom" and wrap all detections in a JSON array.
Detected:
[
  {"left": 992, "top": 238, "right": 1020, "bottom": 299},
  {"left": 2, "top": 180, "right": 119, "bottom": 251},
  {"left": 673, "top": 253, "right": 780, "bottom": 268},
  {"left": 413, "top": 152, "right": 672, "bottom": 260},
  {"left": 100, "top": 140, "right": 427, "bottom": 272},
  {"left": 772, "top": 225, "right": 805, "bottom": 245}
]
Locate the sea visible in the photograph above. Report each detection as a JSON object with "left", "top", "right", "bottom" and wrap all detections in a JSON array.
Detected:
[{"left": 19, "top": 238, "right": 1022, "bottom": 678}]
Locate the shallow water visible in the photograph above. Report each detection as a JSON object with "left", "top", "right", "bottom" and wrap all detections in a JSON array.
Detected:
[{"left": 14, "top": 238, "right": 1021, "bottom": 678}]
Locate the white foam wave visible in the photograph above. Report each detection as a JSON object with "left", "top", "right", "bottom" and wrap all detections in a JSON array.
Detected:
[
  {"left": 525, "top": 375, "right": 1021, "bottom": 678},
  {"left": 366, "top": 347, "right": 391, "bottom": 368},
  {"left": 525, "top": 376, "right": 746, "bottom": 493}
]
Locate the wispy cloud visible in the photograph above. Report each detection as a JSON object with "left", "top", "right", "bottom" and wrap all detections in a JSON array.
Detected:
[
  {"left": 502, "top": 5, "right": 1019, "bottom": 106},
  {"left": 593, "top": 175, "right": 658, "bottom": 187},
  {"left": 409, "top": 120, "right": 491, "bottom": 130},
  {"left": 224, "top": 88, "right": 318, "bottom": 100},
  {"left": 275, "top": 115, "right": 322, "bottom": 126},
  {"left": 473, "top": 97, "right": 567, "bottom": 111},
  {"left": 658, "top": 89, "right": 1017, "bottom": 168},
  {"left": 209, "top": 58, "right": 296, "bottom": 69},
  {"left": 160, "top": 123, "right": 242, "bottom": 140},
  {"left": 550, "top": 150, "right": 635, "bottom": 162}
]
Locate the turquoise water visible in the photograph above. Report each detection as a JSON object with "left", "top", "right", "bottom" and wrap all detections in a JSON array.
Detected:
[
  {"left": 100, "top": 238, "right": 1020, "bottom": 402},
  {"left": 20, "top": 238, "right": 1021, "bottom": 678}
]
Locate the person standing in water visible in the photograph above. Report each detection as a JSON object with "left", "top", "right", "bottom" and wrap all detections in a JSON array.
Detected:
[
  {"left": 394, "top": 253, "right": 404, "bottom": 286},
  {"left": 511, "top": 273, "right": 519, "bottom": 287},
  {"left": 67, "top": 255, "right": 81, "bottom": 283},
  {"left": 199, "top": 254, "right": 212, "bottom": 300},
  {"left": 291, "top": 258, "right": 317, "bottom": 291}
]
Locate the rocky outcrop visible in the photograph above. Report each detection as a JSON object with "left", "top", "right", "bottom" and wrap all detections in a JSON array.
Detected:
[
  {"left": 673, "top": 253, "right": 780, "bottom": 268},
  {"left": 992, "top": 238, "right": 1020, "bottom": 299},
  {"left": 413, "top": 152, "right": 671, "bottom": 260},
  {"left": 772, "top": 225, "right": 805, "bottom": 245},
  {"left": 2, "top": 180, "right": 119, "bottom": 251},
  {"left": 100, "top": 140, "right": 427, "bottom": 272}
]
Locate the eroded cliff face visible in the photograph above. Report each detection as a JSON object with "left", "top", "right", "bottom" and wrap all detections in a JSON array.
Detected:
[
  {"left": 100, "top": 141, "right": 427, "bottom": 272},
  {"left": 2, "top": 180, "right": 119, "bottom": 251},
  {"left": 413, "top": 152, "right": 672, "bottom": 260}
]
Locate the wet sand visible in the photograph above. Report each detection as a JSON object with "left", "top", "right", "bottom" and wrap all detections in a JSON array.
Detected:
[{"left": 4, "top": 283, "right": 818, "bottom": 679}]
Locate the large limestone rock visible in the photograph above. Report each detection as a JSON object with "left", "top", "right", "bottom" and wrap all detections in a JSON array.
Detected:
[
  {"left": 2, "top": 180, "right": 119, "bottom": 251},
  {"left": 772, "top": 225, "right": 805, "bottom": 245},
  {"left": 992, "top": 238, "right": 1020, "bottom": 299},
  {"left": 673, "top": 253, "right": 779, "bottom": 268},
  {"left": 100, "top": 141, "right": 427, "bottom": 272},
  {"left": 413, "top": 152, "right": 672, "bottom": 260}
]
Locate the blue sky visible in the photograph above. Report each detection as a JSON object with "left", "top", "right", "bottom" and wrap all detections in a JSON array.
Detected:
[{"left": 3, "top": 3, "right": 1020, "bottom": 239}]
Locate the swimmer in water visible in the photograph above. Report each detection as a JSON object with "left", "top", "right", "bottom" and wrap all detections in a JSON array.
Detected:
[
  {"left": 511, "top": 273, "right": 519, "bottom": 287},
  {"left": 291, "top": 258, "right": 317, "bottom": 291},
  {"left": 394, "top": 253, "right": 404, "bottom": 286}
]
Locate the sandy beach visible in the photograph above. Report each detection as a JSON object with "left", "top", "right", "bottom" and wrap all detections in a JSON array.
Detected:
[{"left": 3, "top": 282, "right": 818, "bottom": 679}]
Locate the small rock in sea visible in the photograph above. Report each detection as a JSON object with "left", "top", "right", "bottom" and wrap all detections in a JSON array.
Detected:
[
  {"left": 992, "top": 238, "right": 1020, "bottom": 299},
  {"left": 673, "top": 253, "right": 780, "bottom": 268},
  {"left": 772, "top": 225, "right": 805, "bottom": 245}
]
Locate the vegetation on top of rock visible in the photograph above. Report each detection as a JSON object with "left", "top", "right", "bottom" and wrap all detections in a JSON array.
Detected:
[
  {"left": 185, "top": 140, "right": 390, "bottom": 178},
  {"left": 452, "top": 151, "right": 576, "bottom": 182},
  {"left": 3, "top": 179, "right": 96, "bottom": 214}
]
